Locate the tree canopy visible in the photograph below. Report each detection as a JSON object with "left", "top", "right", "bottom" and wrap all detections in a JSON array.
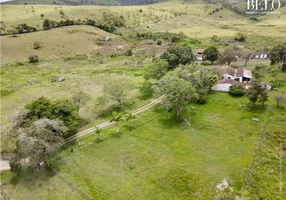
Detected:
[
  {"left": 160, "top": 46, "right": 195, "bottom": 69},
  {"left": 270, "top": 44, "right": 286, "bottom": 65},
  {"left": 203, "top": 46, "right": 219, "bottom": 64}
]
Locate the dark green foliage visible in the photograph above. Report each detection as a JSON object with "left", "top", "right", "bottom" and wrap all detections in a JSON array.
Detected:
[
  {"left": 33, "top": 42, "right": 42, "bottom": 50},
  {"left": 143, "top": 58, "right": 168, "bottom": 80},
  {"left": 28, "top": 55, "right": 39, "bottom": 63},
  {"left": 9, "top": 156, "right": 21, "bottom": 174},
  {"left": 234, "top": 32, "right": 247, "bottom": 42},
  {"left": 229, "top": 86, "right": 245, "bottom": 97},
  {"left": 125, "top": 48, "right": 133, "bottom": 56},
  {"left": 203, "top": 46, "right": 219, "bottom": 64},
  {"left": 156, "top": 39, "right": 162, "bottom": 45},
  {"left": 270, "top": 44, "right": 286, "bottom": 65},
  {"left": 15, "top": 23, "right": 36, "bottom": 34},
  {"left": 170, "top": 35, "right": 179, "bottom": 43},
  {"left": 160, "top": 46, "right": 194, "bottom": 69},
  {"left": 246, "top": 81, "right": 268, "bottom": 107},
  {"left": 140, "top": 80, "right": 154, "bottom": 99},
  {"left": 24, "top": 97, "right": 79, "bottom": 136}
]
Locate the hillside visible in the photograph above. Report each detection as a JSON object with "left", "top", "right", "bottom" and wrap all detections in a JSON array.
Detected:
[{"left": 1, "top": 0, "right": 166, "bottom": 5}]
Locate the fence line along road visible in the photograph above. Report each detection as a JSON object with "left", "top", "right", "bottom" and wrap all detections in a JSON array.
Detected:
[{"left": 65, "top": 95, "right": 165, "bottom": 144}]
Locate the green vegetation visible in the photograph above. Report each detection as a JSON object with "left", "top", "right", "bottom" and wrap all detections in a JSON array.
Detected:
[{"left": 0, "top": 0, "right": 286, "bottom": 199}]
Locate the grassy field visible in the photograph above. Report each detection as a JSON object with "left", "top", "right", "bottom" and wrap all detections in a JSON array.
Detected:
[
  {"left": 1, "top": 81, "right": 285, "bottom": 199},
  {"left": 1, "top": 0, "right": 286, "bottom": 199}
]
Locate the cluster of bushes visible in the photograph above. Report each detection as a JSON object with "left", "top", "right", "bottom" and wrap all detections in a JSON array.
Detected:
[
  {"left": 135, "top": 32, "right": 182, "bottom": 43},
  {"left": 229, "top": 86, "right": 245, "bottom": 97},
  {"left": 208, "top": 7, "right": 223, "bottom": 15},
  {"left": 42, "top": 18, "right": 118, "bottom": 33},
  {"left": 24, "top": 97, "right": 79, "bottom": 137}
]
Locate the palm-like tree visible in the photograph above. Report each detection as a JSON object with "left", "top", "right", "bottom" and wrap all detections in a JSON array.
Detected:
[
  {"left": 110, "top": 111, "right": 123, "bottom": 133},
  {"left": 124, "top": 112, "right": 136, "bottom": 129},
  {"left": 95, "top": 126, "right": 102, "bottom": 142}
]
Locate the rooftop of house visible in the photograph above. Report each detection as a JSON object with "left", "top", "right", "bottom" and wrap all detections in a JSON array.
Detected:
[
  {"left": 212, "top": 65, "right": 252, "bottom": 78},
  {"left": 217, "top": 79, "right": 247, "bottom": 87}
]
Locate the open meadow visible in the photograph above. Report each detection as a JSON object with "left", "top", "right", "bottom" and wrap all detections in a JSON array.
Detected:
[{"left": 1, "top": 0, "right": 286, "bottom": 199}]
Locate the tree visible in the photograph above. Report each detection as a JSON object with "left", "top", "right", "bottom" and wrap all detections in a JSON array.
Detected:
[
  {"left": 234, "top": 32, "right": 247, "bottom": 42},
  {"left": 33, "top": 42, "right": 42, "bottom": 50},
  {"left": 157, "top": 39, "right": 162, "bottom": 45},
  {"left": 143, "top": 58, "right": 168, "bottom": 80},
  {"left": 246, "top": 81, "right": 268, "bottom": 107},
  {"left": 59, "top": 10, "right": 65, "bottom": 18},
  {"left": 125, "top": 48, "right": 133, "bottom": 56},
  {"left": 160, "top": 46, "right": 194, "bottom": 69},
  {"left": 95, "top": 126, "right": 102, "bottom": 142},
  {"left": 274, "top": 94, "right": 284, "bottom": 108},
  {"left": 270, "top": 44, "right": 286, "bottom": 65},
  {"left": 72, "top": 91, "right": 91, "bottom": 112},
  {"left": 242, "top": 49, "right": 254, "bottom": 66},
  {"left": 218, "top": 46, "right": 240, "bottom": 66},
  {"left": 28, "top": 55, "right": 39, "bottom": 63},
  {"left": 110, "top": 111, "right": 123, "bottom": 133},
  {"left": 11, "top": 118, "right": 67, "bottom": 169},
  {"left": 43, "top": 19, "right": 52, "bottom": 30},
  {"left": 24, "top": 97, "right": 79, "bottom": 137},
  {"left": 229, "top": 86, "right": 245, "bottom": 97},
  {"left": 158, "top": 75, "right": 197, "bottom": 119},
  {"left": 124, "top": 112, "right": 136, "bottom": 129},
  {"left": 40, "top": 13, "right": 44, "bottom": 19},
  {"left": 103, "top": 78, "right": 132, "bottom": 106},
  {"left": 253, "top": 64, "right": 266, "bottom": 81},
  {"left": 139, "top": 80, "right": 154, "bottom": 99},
  {"left": 259, "top": 87, "right": 268, "bottom": 107},
  {"left": 203, "top": 46, "right": 219, "bottom": 64}
]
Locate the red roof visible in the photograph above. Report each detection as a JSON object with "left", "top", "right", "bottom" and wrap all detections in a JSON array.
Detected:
[{"left": 217, "top": 79, "right": 247, "bottom": 88}]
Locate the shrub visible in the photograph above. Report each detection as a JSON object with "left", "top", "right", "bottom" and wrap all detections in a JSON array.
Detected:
[
  {"left": 229, "top": 86, "right": 245, "bottom": 97},
  {"left": 28, "top": 55, "right": 39, "bottom": 63},
  {"left": 157, "top": 39, "right": 162, "bottom": 45},
  {"left": 125, "top": 48, "right": 133, "bottom": 56},
  {"left": 33, "top": 42, "right": 42, "bottom": 50},
  {"left": 9, "top": 156, "right": 21, "bottom": 174},
  {"left": 234, "top": 32, "right": 247, "bottom": 42},
  {"left": 139, "top": 9, "right": 143, "bottom": 13},
  {"left": 171, "top": 35, "right": 179, "bottom": 43}
]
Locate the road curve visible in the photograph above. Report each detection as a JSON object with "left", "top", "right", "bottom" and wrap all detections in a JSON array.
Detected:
[{"left": 65, "top": 95, "right": 164, "bottom": 143}]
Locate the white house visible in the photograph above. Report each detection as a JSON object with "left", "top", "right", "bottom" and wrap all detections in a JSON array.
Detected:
[{"left": 221, "top": 68, "right": 252, "bottom": 83}]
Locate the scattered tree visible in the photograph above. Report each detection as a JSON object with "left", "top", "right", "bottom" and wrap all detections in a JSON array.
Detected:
[
  {"left": 28, "top": 55, "right": 39, "bottom": 63},
  {"left": 110, "top": 111, "right": 123, "bottom": 133},
  {"left": 203, "top": 46, "right": 219, "bottom": 64},
  {"left": 158, "top": 75, "right": 197, "bottom": 119},
  {"left": 95, "top": 126, "right": 102, "bottom": 142},
  {"left": 160, "top": 46, "right": 194, "bottom": 69},
  {"left": 103, "top": 78, "right": 132, "bottom": 106},
  {"left": 59, "top": 10, "right": 65, "bottom": 18},
  {"left": 242, "top": 49, "right": 255, "bottom": 66},
  {"left": 10, "top": 118, "right": 67, "bottom": 169},
  {"left": 125, "top": 48, "right": 133, "bottom": 56},
  {"left": 270, "top": 44, "right": 286, "bottom": 65},
  {"left": 274, "top": 93, "right": 284, "bottom": 108},
  {"left": 72, "top": 91, "right": 91, "bottom": 112},
  {"left": 218, "top": 46, "right": 240, "bottom": 66},
  {"left": 140, "top": 80, "right": 154, "bottom": 99},
  {"left": 40, "top": 13, "right": 44, "bottom": 19},
  {"left": 234, "top": 32, "right": 247, "bottom": 42},
  {"left": 33, "top": 41, "right": 42, "bottom": 50},
  {"left": 143, "top": 58, "right": 168, "bottom": 80},
  {"left": 156, "top": 39, "right": 162, "bottom": 45},
  {"left": 246, "top": 81, "right": 268, "bottom": 107},
  {"left": 229, "top": 86, "right": 245, "bottom": 97},
  {"left": 124, "top": 112, "right": 136, "bottom": 129}
]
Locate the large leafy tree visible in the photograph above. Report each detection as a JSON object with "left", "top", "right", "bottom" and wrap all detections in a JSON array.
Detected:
[
  {"left": 103, "top": 77, "right": 132, "bottom": 107},
  {"left": 218, "top": 46, "right": 240, "bottom": 66},
  {"left": 203, "top": 46, "right": 219, "bottom": 64},
  {"left": 143, "top": 58, "right": 168, "bottom": 80},
  {"left": 270, "top": 44, "right": 286, "bottom": 65},
  {"left": 158, "top": 75, "right": 197, "bottom": 119},
  {"left": 246, "top": 81, "right": 268, "bottom": 107},
  {"left": 24, "top": 97, "right": 79, "bottom": 136},
  {"left": 12, "top": 118, "right": 67, "bottom": 169},
  {"left": 160, "top": 46, "right": 195, "bottom": 69}
]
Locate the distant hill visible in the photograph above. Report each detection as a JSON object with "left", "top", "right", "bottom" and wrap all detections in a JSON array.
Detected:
[{"left": 2, "top": 0, "right": 167, "bottom": 5}]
